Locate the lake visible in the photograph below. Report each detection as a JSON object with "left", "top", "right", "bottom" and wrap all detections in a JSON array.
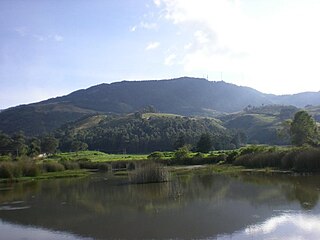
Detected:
[{"left": 1, "top": 170, "right": 320, "bottom": 239}]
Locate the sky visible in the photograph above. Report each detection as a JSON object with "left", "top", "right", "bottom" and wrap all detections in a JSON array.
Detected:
[{"left": 1, "top": 0, "right": 320, "bottom": 109}]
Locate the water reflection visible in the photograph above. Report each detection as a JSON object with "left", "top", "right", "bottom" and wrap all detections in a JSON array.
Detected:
[
  {"left": 0, "top": 219, "right": 93, "bottom": 240},
  {"left": 0, "top": 172, "right": 320, "bottom": 239},
  {"left": 218, "top": 213, "right": 320, "bottom": 240}
]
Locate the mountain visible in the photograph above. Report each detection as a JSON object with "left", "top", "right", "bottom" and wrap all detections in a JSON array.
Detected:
[{"left": 1, "top": 77, "right": 320, "bottom": 136}]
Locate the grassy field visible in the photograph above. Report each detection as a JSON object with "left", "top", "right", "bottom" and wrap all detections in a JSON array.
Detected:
[
  {"left": 0, "top": 169, "right": 90, "bottom": 183},
  {"left": 49, "top": 151, "right": 149, "bottom": 162}
]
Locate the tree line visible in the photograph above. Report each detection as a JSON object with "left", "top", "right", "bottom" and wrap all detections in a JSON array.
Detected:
[{"left": 0, "top": 110, "right": 318, "bottom": 158}]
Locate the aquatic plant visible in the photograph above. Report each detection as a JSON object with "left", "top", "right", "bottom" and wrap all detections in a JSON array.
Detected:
[{"left": 129, "top": 162, "right": 169, "bottom": 184}]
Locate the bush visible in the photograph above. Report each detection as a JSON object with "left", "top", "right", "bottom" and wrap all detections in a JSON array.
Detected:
[
  {"left": 0, "top": 155, "right": 13, "bottom": 162},
  {"left": 129, "top": 162, "right": 169, "bottom": 184},
  {"left": 20, "top": 161, "right": 40, "bottom": 177},
  {"left": 42, "top": 161, "right": 65, "bottom": 172},
  {"left": 234, "top": 151, "right": 284, "bottom": 169},
  {"left": 78, "top": 160, "right": 108, "bottom": 171},
  {"left": 61, "top": 161, "right": 80, "bottom": 170},
  {"left": 174, "top": 146, "right": 190, "bottom": 160},
  {"left": 294, "top": 148, "right": 320, "bottom": 172},
  {"left": 225, "top": 150, "right": 240, "bottom": 163},
  {"left": 0, "top": 162, "right": 23, "bottom": 178},
  {"left": 147, "top": 151, "right": 164, "bottom": 160},
  {"left": 281, "top": 150, "right": 298, "bottom": 170}
]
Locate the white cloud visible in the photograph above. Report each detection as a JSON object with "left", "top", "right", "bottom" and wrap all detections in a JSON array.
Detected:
[
  {"left": 53, "top": 34, "right": 63, "bottom": 42},
  {"left": 154, "top": 0, "right": 161, "bottom": 7},
  {"left": 33, "top": 34, "right": 46, "bottom": 41},
  {"left": 14, "top": 27, "right": 28, "bottom": 37},
  {"left": 184, "top": 43, "right": 192, "bottom": 50},
  {"left": 14, "top": 28, "right": 64, "bottom": 43},
  {"left": 157, "top": 0, "right": 320, "bottom": 94},
  {"left": 145, "top": 41, "right": 160, "bottom": 51},
  {"left": 164, "top": 54, "right": 176, "bottom": 66},
  {"left": 130, "top": 25, "right": 137, "bottom": 32},
  {"left": 140, "top": 21, "right": 158, "bottom": 30},
  {"left": 194, "top": 30, "right": 209, "bottom": 44}
]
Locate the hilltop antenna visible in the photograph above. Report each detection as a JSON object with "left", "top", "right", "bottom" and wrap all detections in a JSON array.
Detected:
[{"left": 221, "top": 72, "right": 223, "bottom": 81}]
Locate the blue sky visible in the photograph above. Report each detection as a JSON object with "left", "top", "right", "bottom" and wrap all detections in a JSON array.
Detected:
[{"left": 1, "top": 0, "right": 320, "bottom": 109}]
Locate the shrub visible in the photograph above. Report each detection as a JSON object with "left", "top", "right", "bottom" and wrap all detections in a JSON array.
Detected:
[
  {"left": 0, "top": 155, "right": 12, "bottom": 162},
  {"left": 129, "top": 162, "right": 169, "bottom": 184},
  {"left": 174, "top": 146, "right": 190, "bottom": 160},
  {"left": 61, "top": 161, "right": 80, "bottom": 170},
  {"left": 78, "top": 160, "right": 108, "bottom": 171},
  {"left": 0, "top": 162, "right": 22, "bottom": 178},
  {"left": 147, "top": 151, "right": 164, "bottom": 160},
  {"left": 294, "top": 148, "right": 320, "bottom": 172},
  {"left": 225, "top": 150, "right": 240, "bottom": 163},
  {"left": 281, "top": 150, "right": 298, "bottom": 170},
  {"left": 234, "top": 151, "right": 284, "bottom": 169},
  {"left": 42, "top": 161, "right": 65, "bottom": 172},
  {"left": 20, "top": 161, "right": 40, "bottom": 177}
]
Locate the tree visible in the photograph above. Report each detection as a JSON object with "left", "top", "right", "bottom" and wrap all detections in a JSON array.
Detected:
[
  {"left": 290, "top": 111, "right": 319, "bottom": 146},
  {"left": 70, "top": 140, "right": 88, "bottom": 152},
  {"left": 196, "top": 133, "right": 212, "bottom": 153},
  {"left": 41, "top": 136, "right": 59, "bottom": 154},
  {"left": 174, "top": 146, "right": 190, "bottom": 160},
  {"left": 174, "top": 134, "right": 186, "bottom": 149},
  {"left": 0, "top": 132, "right": 13, "bottom": 155},
  {"left": 28, "top": 138, "right": 41, "bottom": 157},
  {"left": 12, "top": 132, "right": 28, "bottom": 156}
]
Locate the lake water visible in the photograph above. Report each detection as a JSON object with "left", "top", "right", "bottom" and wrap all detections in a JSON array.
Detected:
[{"left": 1, "top": 171, "right": 320, "bottom": 240}]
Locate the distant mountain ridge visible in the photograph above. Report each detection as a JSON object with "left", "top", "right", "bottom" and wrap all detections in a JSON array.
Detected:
[{"left": 1, "top": 77, "right": 320, "bottom": 136}]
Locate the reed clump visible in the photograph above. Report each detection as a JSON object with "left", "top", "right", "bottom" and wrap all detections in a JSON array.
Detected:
[{"left": 129, "top": 162, "right": 169, "bottom": 184}]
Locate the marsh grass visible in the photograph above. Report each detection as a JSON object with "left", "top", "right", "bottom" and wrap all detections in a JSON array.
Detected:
[
  {"left": 0, "top": 160, "right": 40, "bottom": 178},
  {"left": 129, "top": 162, "right": 169, "bottom": 184},
  {"left": 233, "top": 147, "right": 320, "bottom": 172},
  {"left": 42, "top": 161, "right": 65, "bottom": 172}
]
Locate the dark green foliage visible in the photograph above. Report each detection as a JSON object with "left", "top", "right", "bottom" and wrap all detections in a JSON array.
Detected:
[
  {"left": 293, "top": 148, "right": 320, "bottom": 172},
  {"left": 290, "top": 111, "right": 319, "bottom": 146},
  {"left": 147, "top": 151, "right": 164, "bottom": 160},
  {"left": 174, "top": 134, "right": 186, "bottom": 149},
  {"left": 42, "top": 161, "right": 65, "bottom": 172},
  {"left": 233, "top": 146, "right": 320, "bottom": 172},
  {"left": 174, "top": 146, "right": 190, "bottom": 160},
  {"left": 234, "top": 151, "right": 285, "bottom": 169},
  {"left": 225, "top": 150, "right": 240, "bottom": 163},
  {"left": 70, "top": 140, "right": 88, "bottom": 152},
  {"left": 58, "top": 114, "right": 236, "bottom": 154},
  {"left": 77, "top": 160, "right": 108, "bottom": 171},
  {"left": 28, "top": 138, "right": 41, "bottom": 156},
  {"left": 196, "top": 133, "right": 212, "bottom": 153},
  {"left": 61, "top": 161, "right": 80, "bottom": 170},
  {"left": 11, "top": 132, "right": 28, "bottom": 156},
  {"left": 41, "top": 136, "right": 59, "bottom": 154},
  {"left": 0, "top": 103, "right": 95, "bottom": 136}
]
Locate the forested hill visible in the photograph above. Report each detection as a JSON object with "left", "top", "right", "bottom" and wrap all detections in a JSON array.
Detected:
[
  {"left": 44, "top": 77, "right": 270, "bottom": 114},
  {"left": 1, "top": 77, "right": 320, "bottom": 136}
]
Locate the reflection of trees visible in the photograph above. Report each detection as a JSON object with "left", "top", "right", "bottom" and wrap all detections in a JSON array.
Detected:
[
  {"left": 235, "top": 173, "right": 320, "bottom": 210},
  {"left": 0, "top": 172, "right": 319, "bottom": 239}
]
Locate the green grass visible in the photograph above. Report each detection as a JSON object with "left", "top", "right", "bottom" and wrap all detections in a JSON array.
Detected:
[
  {"left": 50, "top": 151, "right": 148, "bottom": 162},
  {"left": 142, "top": 113, "right": 182, "bottom": 119},
  {"left": 0, "top": 170, "right": 90, "bottom": 183}
]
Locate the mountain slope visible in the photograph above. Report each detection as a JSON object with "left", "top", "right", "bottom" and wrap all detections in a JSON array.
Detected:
[
  {"left": 44, "top": 77, "right": 271, "bottom": 114},
  {"left": 1, "top": 77, "right": 320, "bottom": 136}
]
